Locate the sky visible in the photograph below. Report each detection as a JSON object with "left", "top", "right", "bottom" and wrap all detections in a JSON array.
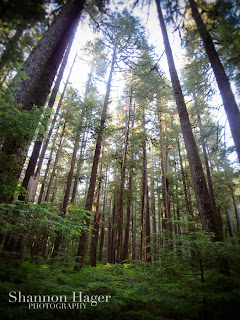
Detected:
[{"left": 59, "top": 0, "right": 239, "bottom": 168}]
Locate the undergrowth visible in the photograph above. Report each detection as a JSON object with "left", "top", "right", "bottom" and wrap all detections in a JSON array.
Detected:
[{"left": 0, "top": 237, "right": 240, "bottom": 320}]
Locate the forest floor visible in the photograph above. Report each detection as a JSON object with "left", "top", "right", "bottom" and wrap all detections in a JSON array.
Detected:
[{"left": 1, "top": 239, "right": 240, "bottom": 320}]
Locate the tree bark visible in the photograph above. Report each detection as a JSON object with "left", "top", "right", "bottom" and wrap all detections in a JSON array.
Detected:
[
  {"left": 189, "top": 0, "right": 240, "bottom": 163},
  {"left": 150, "top": 144, "right": 157, "bottom": 260},
  {"left": 155, "top": 0, "right": 222, "bottom": 241},
  {"left": 71, "top": 131, "right": 88, "bottom": 203},
  {"left": 107, "top": 198, "right": 113, "bottom": 263},
  {"left": 61, "top": 130, "right": 81, "bottom": 213},
  {"left": 0, "top": 0, "right": 84, "bottom": 202},
  {"left": 26, "top": 54, "right": 77, "bottom": 203},
  {"left": 44, "top": 119, "right": 67, "bottom": 202},
  {"left": 19, "top": 37, "right": 76, "bottom": 201},
  {"left": 230, "top": 184, "right": 240, "bottom": 233},
  {"left": 159, "top": 113, "right": 171, "bottom": 240},
  {"left": 75, "top": 43, "right": 118, "bottom": 270},
  {"left": 37, "top": 124, "right": 60, "bottom": 204},
  {"left": 177, "top": 137, "right": 193, "bottom": 218},
  {"left": 226, "top": 208, "right": 235, "bottom": 237},
  {"left": 115, "top": 93, "right": 131, "bottom": 263},
  {"left": 197, "top": 112, "right": 224, "bottom": 240},
  {"left": 70, "top": 72, "right": 93, "bottom": 203},
  {"left": 122, "top": 168, "right": 133, "bottom": 261},
  {"left": 99, "top": 186, "right": 107, "bottom": 262},
  {"left": 132, "top": 200, "right": 137, "bottom": 260},
  {"left": 141, "top": 107, "right": 151, "bottom": 262},
  {"left": 89, "top": 162, "right": 103, "bottom": 267}
]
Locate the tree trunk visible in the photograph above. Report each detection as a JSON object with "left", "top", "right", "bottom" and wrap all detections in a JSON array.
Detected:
[
  {"left": 115, "top": 94, "right": 131, "bottom": 263},
  {"left": 18, "top": 35, "right": 76, "bottom": 201},
  {"left": 0, "top": 0, "right": 84, "bottom": 202},
  {"left": 173, "top": 154, "right": 181, "bottom": 236},
  {"left": 89, "top": 163, "right": 103, "bottom": 267},
  {"left": 61, "top": 131, "right": 81, "bottom": 213},
  {"left": 189, "top": 0, "right": 240, "bottom": 163},
  {"left": 141, "top": 107, "right": 151, "bottom": 262},
  {"left": 226, "top": 209, "right": 235, "bottom": 237},
  {"left": 71, "top": 131, "right": 88, "bottom": 203},
  {"left": 155, "top": 0, "right": 222, "bottom": 241},
  {"left": 99, "top": 187, "right": 106, "bottom": 262},
  {"left": 75, "top": 43, "right": 118, "bottom": 270},
  {"left": 122, "top": 168, "right": 133, "bottom": 261},
  {"left": 150, "top": 144, "right": 157, "bottom": 260},
  {"left": 159, "top": 113, "right": 171, "bottom": 239},
  {"left": 44, "top": 119, "right": 67, "bottom": 202},
  {"left": 37, "top": 124, "right": 60, "bottom": 204},
  {"left": 132, "top": 200, "right": 137, "bottom": 260},
  {"left": 70, "top": 73, "right": 93, "bottom": 203},
  {"left": 230, "top": 184, "right": 240, "bottom": 233},
  {"left": 107, "top": 198, "right": 113, "bottom": 263},
  {"left": 177, "top": 137, "right": 193, "bottom": 218},
  {"left": 19, "top": 140, "right": 42, "bottom": 201},
  {"left": 197, "top": 112, "right": 224, "bottom": 240},
  {"left": 89, "top": 212, "right": 100, "bottom": 267},
  {"left": 26, "top": 54, "right": 77, "bottom": 203}
]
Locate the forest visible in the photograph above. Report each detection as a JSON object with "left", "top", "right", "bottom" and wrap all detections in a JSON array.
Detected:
[{"left": 0, "top": 0, "right": 240, "bottom": 319}]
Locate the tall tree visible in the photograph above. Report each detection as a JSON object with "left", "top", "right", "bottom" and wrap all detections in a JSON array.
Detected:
[
  {"left": 115, "top": 90, "right": 132, "bottom": 263},
  {"left": 155, "top": 0, "right": 222, "bottom": 240},
  {"left": 0, "top": 0, "right": 85, "bottom": 202},
  {"left": 141, "top": 107, "right": 151, "bottom": 262},
  {"left": 89, "top": 160, "right": 103, "bottom": 267},
  {"left": 75, "top": 41, "right": 118, "bottom": 269},
  {"left": 26, "top": 55, "right": 77, "bottom": 203},
  {"left": 19, "top": 36, "right": 76, "bottom": 201},
  {"left": 75, "top": 11, "right": 146, "bottom": 269},
  {"left": 188, "top": 0, "right": 240, "bottom": 163}
]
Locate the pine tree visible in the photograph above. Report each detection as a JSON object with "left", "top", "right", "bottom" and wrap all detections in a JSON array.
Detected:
[
  {"left": 188, "top": 0, "right": 240, "bottom": 163},
  {"left": 155, "top": 0, "right": 222, "bottom": 240}
]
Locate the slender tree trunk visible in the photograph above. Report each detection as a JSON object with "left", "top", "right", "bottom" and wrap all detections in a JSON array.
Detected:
[
  {"left": 132, "top": 200, "right": 137, "bottom": 260},
  {"left": 155, "top": 0, "right": 222, "bottom": 240},
  {"left": 89, "top": 212, "right": 100, "bottom": 267},
  {"left": 89, "top": 162, "right": 103, "bottom": 267},
  {"left": 229, "top": 184, "right": 240, "bottom": 233},
  {"left": 0, "top": 0, "right": 84, "bottom": 202},
  {"left": 70, "top": 73, "right": 93, "bottom": 203},
  {"left": 122, "top": 168, "right": 133, "bottom": 261},
  {"left": 61, "top": 131, "right": 81, "bottom": 213},
  {"left": 197, "top": 112, "right": 224, "bottom": 240},
  {"left": 71, "top": 131, "right": 88, "bottom": 203},
  {"left": 111, "top": 198, "right": 116, "bottom": 263},
  {"left": 99, "top": 186, "right": 107, "bottom": 262},
  {"left": 159, "top": 113, "right": 171, "bottom": 239},
  {"left": 50, "top": 167, "right": 59, "bottom": 203},
  {"left": 19, "top": 36, "right": 76, "bottom": 201},
  {"left": 75, "top": 43, "right": 118, "bottom": 270},
  {"left": 150, "top": 144, "right": 157, "bottom": 260},
  {"left": 173, "top": 154, "right": 181, "bottom": 236},
  {"left": 115, "top": 95, "right": 131, "bottom": 263},
  {"left": 226, "top": 209, "right": 235, "bottom": 237},
  {"left": 45, "top": 119, "right": 67, "bottom": 202},
  {"left": 19, "top": 140, "right": 42, "bottom": 200},
  {"left": 165, "top": 145, "right": 172, "bottom": 236},
  {"left": 141, "top": 107, "right": 151, "bottom": 262},
  {"left": 189, "top": 0, "right": 240, "bottom": 163},
  {"left": 107, "top": 198, "right": 113, "bottom": 263},
  {"left": 26, "top": 54, "right": 77, "bottom": 203},
  {"left": 37, "top": 124, "right": 60, "bottom": 204},
  {"left": 177, "top": 137, "right": 193, "bottom": 218}
]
